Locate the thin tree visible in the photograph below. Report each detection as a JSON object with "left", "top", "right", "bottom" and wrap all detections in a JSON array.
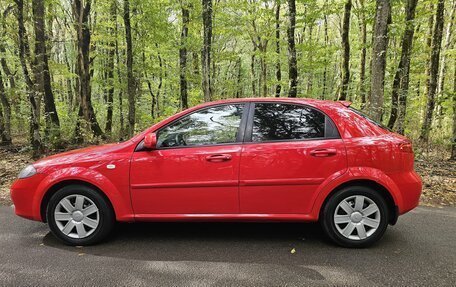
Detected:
[
  {"left": 124, "top": 0, "right": 135, "bottom": 137},
  {"left": 115, "top": 18, "right": 125, "bottom": 140},
  {"left": 0, "top": 68, "right": 11, "bottom": 144},
  {"left": 368, "top": 0, "right": 391, "bottom": 121},
  {"left": 387, "top": 0, "right": 418, "bottom": 132},
  {"left": 105, "top": 0, "right": 116, "bottom": 135},
  {"left": 420, "top": 0, "right": 445, "bottom": 142},
  {"left": 322, "top": 1, "right": 329, "bottom": 99},
  {"left": 0, "top": 66, "right": 11, "bottom": 144},
  {"left": 32, "top": 0, "right": 60, "bottom": 140},
  {"left": 436, "top": 0, "right": 456, "bottom": 122},
  {"left": 451, "top": 57, "right": 456, "bottom": 160},
  {"left": 15, "top": 0, "right": 43, "bottom": 156},
  {"left": 0, "top": 7, "right": 14, "bottom": 143},
  {"left": 287, "top": 0, "right": 298, "bottom": 98},
  {"left": 275, "top": 1, "right": 281, "bottom": 97},
  {"left": 202, "top": 0, "right": 213, "bottom": 102},
  {"left": 339, "top": 0, "right": 351, "bottom": 101},
  {"left": 355, "top": 0, "right": 367, "bottom": 106},
  {"left": 72, "top": 0, "right": 104, "bottom": 139},
  {"left": 180, "top": 4, "right": 189, "bottom": 109}
]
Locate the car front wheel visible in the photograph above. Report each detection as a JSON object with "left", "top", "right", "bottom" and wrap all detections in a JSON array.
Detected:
[
  {"left": 321, "top": 186, "right": 389, "bottom": 248},
  {"left": 46, "top": 185, "right": 115, "bottom": 245}
]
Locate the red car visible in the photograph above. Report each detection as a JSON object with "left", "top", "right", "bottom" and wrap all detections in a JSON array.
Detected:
[{"left": 10, "top": 98, "right": 422, "bottom": 247}]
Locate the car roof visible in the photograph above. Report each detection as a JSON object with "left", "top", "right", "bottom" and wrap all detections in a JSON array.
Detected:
[{"left": 193, "top": 97, "right": 349, "bottom": 109}]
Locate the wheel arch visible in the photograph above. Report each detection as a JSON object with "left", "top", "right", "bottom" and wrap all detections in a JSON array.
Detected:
[
  {"left": 319, "top": 179, "right": 399, "bottom": 225},
  {"left": 39, "top": 179, "right": 115, "bottom": 223}
]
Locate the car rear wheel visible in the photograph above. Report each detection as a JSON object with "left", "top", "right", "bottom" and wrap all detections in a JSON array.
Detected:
[
  {"left": 46, "top": 185, "right": 115, "bottom": 245},
  {"left": 321, "top": 186, "right": 389, "bottom": 248}
]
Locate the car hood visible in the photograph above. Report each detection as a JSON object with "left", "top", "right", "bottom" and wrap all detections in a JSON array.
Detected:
[{"left": 33, "top": 142, "right": 130, "bottom": 169}]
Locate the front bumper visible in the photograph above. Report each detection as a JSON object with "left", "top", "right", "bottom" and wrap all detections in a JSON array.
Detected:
[{"left": 10, "top": 174, "right": 46, "bottom": 221}]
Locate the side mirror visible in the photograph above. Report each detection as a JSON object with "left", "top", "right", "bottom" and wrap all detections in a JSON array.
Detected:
[{"left": 144, "top": 133, "right": 157, "bottom": 150}]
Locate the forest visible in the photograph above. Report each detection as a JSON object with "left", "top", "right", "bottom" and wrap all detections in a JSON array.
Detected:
[{"left": 0, "top": 0, "right": 454, "bottom": 160}]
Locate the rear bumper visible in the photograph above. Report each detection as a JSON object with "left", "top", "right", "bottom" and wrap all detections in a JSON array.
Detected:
[
  {"left": 389, "top": 171, "right": 422, "bottom": 215},
  {"left": 10, "top": 175, "right": 45, "bottom": 221}
]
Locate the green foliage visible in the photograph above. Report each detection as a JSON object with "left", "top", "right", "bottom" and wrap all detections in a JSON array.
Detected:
[{"left": 0, "top": 0, "right": 454, "bottom": 149}]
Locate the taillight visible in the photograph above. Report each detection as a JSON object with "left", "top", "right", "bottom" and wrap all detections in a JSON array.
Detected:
[{"left": 399, "top": 142, "right": 413, "bottom": 153}]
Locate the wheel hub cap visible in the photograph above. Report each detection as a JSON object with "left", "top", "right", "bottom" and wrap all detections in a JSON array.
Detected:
[
  {"left": 72, "top": 211, "right": 84, "bottom": 222},
  {"left": 54, "top": 194, "right": 100, "bottom": 239},
  {"left": 333, "top": 195, "right": 381, "bottom": 241},
  {"left": 350, "top": 212, "right": 362, "bottom": 223}
]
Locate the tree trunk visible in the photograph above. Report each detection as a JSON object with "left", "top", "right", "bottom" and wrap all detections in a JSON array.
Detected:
[
  {"left": 115, "top": 19, "right": 124, "bottom": 140},
  {"left": 322, "top": 8, "right": 328, "bottom": 100},
  {"left": 156, "top": 47, "right": 163, "bottom": 117},
  {"left": 16, "top": 0, "right": 43, "bottom": 156},
  {"left": 251, "top": 50, "right": 257, "bottom": 97},
  {"left": 451, "top": 57, "right": 456, "bottom": 160},
  {"left": 368, "top": 0, "right": 391, "bottom": 121},
  {"left": 202, "top": 0, "right": 213, "bottom": 102},
  {"left": 420, "top": 0, "right": 445, "bottom": 142},
  {"left": 436, "top": 1, "right": 455, "bottom": 122},
  {"left": 32, "top": 0, "right": 60, "bottom": 140},
  {"left": 72, "top": 0, "right": 104, "bottom": 140},
  {"left": 260, "top": 51, "right": 267, "bottom": 97},
  {"left": 124, "top": 0, "right": 135, "bottom": 137},
  {"left": 0, "top": 68, "right": 11, "bottom": 144},
  {"left": 387, "top": 0, "right": 418, "bottom": 132},
  {"left": 287, "top": 0, "right": 298, "bottom": 98},
  {"left": 236, "top": 57, "right": 242, "bottom": 98},
  {"left": 275, "top": 1, "right": 281, "bottom": 97},
  {"left": 339, "top": 0, "right": 351, "bottom": 101},
  {"left": 306, "top": 24, "right": 313, "bottom": 95},
  {"left": 357, "top": 0, "right": 367, "bottom": 107},
  {"left": 180, "top": 6, "right": 189, "bottom": 109},
  {"left": 424, "top": 4, "right": 435, "bottom": 104},
  {"left": 105, "top": 0, "right": 116, "bottom": 135},
  {"left": 0, "top": 15, "right": 14, "bottom": 142}
]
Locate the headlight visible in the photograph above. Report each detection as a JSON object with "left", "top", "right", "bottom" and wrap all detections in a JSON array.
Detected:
[{"left": 18, "top": 165, "right": 37, "bottom": 179}]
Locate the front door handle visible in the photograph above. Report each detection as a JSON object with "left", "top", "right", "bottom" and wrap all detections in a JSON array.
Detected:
[
  {"left": 206, "top": 154, "right": 232, "bottom": 162},
  {"left": 309, "top": 148, "right": 337, "bottom": 157}
]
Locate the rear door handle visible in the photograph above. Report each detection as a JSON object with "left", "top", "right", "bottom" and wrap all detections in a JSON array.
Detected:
[
  {"left": 206, "top": 154, "right": 232, "bottom": 162},
  {"left": 309, "top": 148, "right": 337, "bottom": 157}
]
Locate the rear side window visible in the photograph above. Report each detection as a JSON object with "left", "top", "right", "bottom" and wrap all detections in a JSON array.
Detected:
[
  {"left": 251, "top": 103, "right": 335, "bottom": 142},
  {"left": 349, "top": 107, "right": 391, "bottom": 132}
]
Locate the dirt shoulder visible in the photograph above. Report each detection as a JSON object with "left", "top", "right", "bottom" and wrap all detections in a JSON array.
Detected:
[{"left": 1, "top": 146, "right": 455, "bottom": 207}]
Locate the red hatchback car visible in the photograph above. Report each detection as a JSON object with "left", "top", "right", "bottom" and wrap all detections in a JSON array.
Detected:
[{"left": 11, "top": 98, "right": 422, "bottom": 247}]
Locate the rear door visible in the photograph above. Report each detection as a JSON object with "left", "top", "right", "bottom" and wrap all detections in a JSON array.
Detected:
[{"left": 239, "top": 102, "right": 347, "bottom": 214}]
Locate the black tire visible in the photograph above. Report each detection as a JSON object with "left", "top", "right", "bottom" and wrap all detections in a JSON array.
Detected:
[
  {"left": 46, "top": 184, "right": 115, "bottom": 246},
  {"left": 321, "top": 186, "right": 389, "bottom": 248}
]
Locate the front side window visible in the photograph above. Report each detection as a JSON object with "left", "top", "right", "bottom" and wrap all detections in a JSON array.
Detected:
[
  {"left": 157, "top": 104, "right": 244, "bottom": 148},
  {"left": 252, "top": 103, "right": 325, "bottom": 142}
]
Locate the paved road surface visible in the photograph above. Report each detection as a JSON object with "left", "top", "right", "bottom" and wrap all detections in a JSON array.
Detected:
[{"left": 0, "top": 206, "right": 455, "bottom": 286}]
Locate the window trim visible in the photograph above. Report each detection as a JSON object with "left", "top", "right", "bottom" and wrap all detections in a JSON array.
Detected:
[
  {"left": 141, "top": 103, "right": 250, "bottom": 151},
  {"left": 243, "top": 102, "right": 340, "bottom": 143}
]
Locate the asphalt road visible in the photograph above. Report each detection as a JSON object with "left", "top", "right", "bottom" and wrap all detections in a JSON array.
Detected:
[{"left": 0, "top": 206, "right": 455, "bottom": 286}]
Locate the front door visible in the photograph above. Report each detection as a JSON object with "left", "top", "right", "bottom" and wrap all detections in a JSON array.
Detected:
[
  {"left": 130, "top": 104, "right": 246, "bottom": 215},
  {"left": 239, "top": 102, "right": 347, "bottom": 214}
]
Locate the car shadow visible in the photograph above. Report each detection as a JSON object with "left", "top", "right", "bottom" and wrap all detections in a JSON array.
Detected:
[
  {"left": 42, "top": 221, "right": 403, "bottom": 264},
  {"left": 43, "top": 222, "right": 332, "bottom": 260}
]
